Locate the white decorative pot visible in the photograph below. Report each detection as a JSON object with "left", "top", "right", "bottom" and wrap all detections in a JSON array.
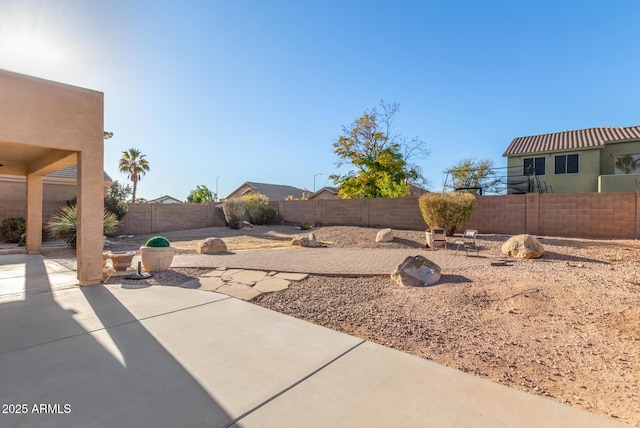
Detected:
[{"left": 140, "top": 246, "right": 175, "bottom": 272}]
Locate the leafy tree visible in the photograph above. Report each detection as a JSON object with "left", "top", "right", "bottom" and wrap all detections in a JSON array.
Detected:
[
  {"left": 186, "top": 185, "right": 215, "bottom": 203},
  {"left": 118, "top": 148, "right": 150, "bottom": 203},
  {"left": 445, "top": 158, "right": 502, "bottom": 195},
  {"left": 329, "top": 101, "right": 429, "bottom": 198},
  {"left": 107, "top": 180, "right": 132, "bottom": 202}
]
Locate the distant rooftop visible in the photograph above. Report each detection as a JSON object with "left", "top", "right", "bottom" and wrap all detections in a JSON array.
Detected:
[
  {"left": 503, "top": 126, "right": 640, "bottom": 156},
  {"left": 47, "top": 165, "right": 112, "bottom": 181}
]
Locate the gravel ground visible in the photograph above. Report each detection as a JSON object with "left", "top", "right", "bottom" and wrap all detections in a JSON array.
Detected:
[{"left": 37, "top": 225, "right": 640, "bottom": 425}]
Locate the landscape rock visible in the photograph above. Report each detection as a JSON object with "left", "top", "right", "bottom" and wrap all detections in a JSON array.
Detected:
[
  {"left": 376, "top": 228, "right": 394, "bottom": 243},
  {"left": 501, "top": 234, "right": 545, "bottom": 259},
  {"left": 196, "top": 237, "right": 228, "bottom": 254},
  {"left": 391, "top": 255, "right": 441, "bottom": 287},
  {"left": 291, "top": 234, "right": 323, "bottom": 247},
  {"left": 231, "top": 221, "right": 254, "bottom": 230}
]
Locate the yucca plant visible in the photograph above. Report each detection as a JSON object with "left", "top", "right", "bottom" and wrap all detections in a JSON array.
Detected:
[{"left": 46, "top": 204, "right": 120, "bottom": 248}]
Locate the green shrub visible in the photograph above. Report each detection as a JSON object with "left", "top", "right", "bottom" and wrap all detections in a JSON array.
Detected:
[
  {"left": 418, "top": 192, "right": 475, "bottom": 235},
  {"left": 244, "top": 193, "right": 277, "bottom": 225},
  {"left": 45, "top": 205, "right": 120, "bottom": 248},
  {"left": 144, "top": 236, "right": 170, "bottom": 247},
  {"left": 0, "top": 217, "right": 26, "bottom": 243},
  {"left": 104, "top": 196, "right": 128, "bottom": 221}
]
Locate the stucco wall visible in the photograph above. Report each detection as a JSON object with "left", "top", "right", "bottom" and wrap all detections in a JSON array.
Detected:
[
  {"left": 600, "top": 140, "right": 640, "bottom": 175},
  {"left": 507, "top": 149, "right": 600, "bottom": 193}
]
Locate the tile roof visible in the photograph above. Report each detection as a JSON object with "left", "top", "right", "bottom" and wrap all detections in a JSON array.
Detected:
[
  {"left": 46, "top": 165, "right": 112, "bottom": 181},
  {"left": 234, "top": 182, "right": 307, "bottom": 200},
  {"left": 503, "top": 126, "right": 640, "bottom": 156}
]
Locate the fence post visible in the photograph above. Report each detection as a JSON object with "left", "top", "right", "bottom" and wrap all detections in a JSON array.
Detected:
[
  {"left": 315, "top": 199, "right": 322, "bottom": 226},
  {"left": 525, "top": 193, "right": 539, "bottom": 235}
]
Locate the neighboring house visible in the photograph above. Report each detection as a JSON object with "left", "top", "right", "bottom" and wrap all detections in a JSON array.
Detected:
[
  {"left": 0, "top": 165, "right": 112, "bottom": 220},
  {"left": 149, "top": 195, "right": 183, "bottom": 204},
  {"left": 504, "top": 126, "right": 640, "bottom": 194},
  {"left": 225, "top": 182, "right": 307, "bottom": 201},
  {"left": 407, "top": 184, "right": 429, "bottom": 197},
  {"left": 308, "top": 186, "right": 339, "bottom": 200}
]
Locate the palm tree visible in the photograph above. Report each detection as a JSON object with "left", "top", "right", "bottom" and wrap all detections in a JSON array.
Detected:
[{"left": 118, "top": 148, "right": 150, "bottom": 203}]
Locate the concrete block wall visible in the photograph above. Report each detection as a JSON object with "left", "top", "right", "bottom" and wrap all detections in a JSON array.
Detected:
[
  {"left": 461, "top": 195, "right": 527, "bottom": 235},
  {"left": 538, "top": 192, "right": 637, "bottom": 238},
  {"left": 277, "top": 192, "right": 640, "bottom": 239},
  {"left": 115, "top": 202, "right": 225, "bottom": 235}
]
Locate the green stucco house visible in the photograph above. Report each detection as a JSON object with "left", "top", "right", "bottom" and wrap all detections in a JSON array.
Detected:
[{"left": 503, "top": 126, "right": 640, "bottom": 194}]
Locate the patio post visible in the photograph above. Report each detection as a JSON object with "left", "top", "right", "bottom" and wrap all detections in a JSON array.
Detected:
[
  {"left": 25, "top": 174, "right": 43, "bottom": 254},
  {"left": 76, "top": 148, "right": 104, "bottom": 286}
]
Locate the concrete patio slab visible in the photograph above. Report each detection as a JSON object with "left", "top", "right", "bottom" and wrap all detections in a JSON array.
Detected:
[
  {"left": 236, "top": 341, "right": 623, "bottom": 427},
  {"left": 136, "top": 297, "right": 364, "bottom": 420},
  {"left": 0, "top": 283, "right": 227, "bottom": 355}
]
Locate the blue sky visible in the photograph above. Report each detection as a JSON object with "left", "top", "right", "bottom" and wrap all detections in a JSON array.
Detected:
[{"left": 1, "top": 0, "right": 639, "bottom": 200}]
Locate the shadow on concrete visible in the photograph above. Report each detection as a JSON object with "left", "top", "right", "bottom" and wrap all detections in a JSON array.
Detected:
[{"left": 0, "top": 255, "right": 233, "bottom": 428}]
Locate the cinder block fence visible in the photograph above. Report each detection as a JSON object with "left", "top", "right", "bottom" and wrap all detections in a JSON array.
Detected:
[
  {"left": 275, "top": 192, "right": 640, "bottom": 239},
  {"left": 2, "top": 192, "right": 638, "bottom": 239}
]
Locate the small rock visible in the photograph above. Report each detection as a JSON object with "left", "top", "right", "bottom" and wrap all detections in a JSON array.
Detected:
[
  {"left": 231, "top": 221, "right": 254, "bottom": 230},
  {"left": 196, "top": 237, "right": 228, "bottom": 254},
  {"left": 376, "top": 228, "right": 394, "bottom": 243}
]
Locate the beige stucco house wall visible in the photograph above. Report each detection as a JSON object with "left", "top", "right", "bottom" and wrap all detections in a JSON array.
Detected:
[{"left": 0, "top": 70, "right": 105, "bottom": 285}]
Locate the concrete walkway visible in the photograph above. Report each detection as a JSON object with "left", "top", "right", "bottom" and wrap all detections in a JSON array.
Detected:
[
  {"left": 0, "top": 254, "right": 627, "bottom": 427},
  {"left": 169, "top": 247, "right": 491, "bottom": 275}
]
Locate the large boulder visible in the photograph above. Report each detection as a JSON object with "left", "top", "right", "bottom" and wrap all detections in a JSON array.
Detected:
[
  {"left": 197, "top": 237, "right": 228, "bottom": 254},
  {"left": 391, "top": 255, "right": 441, "bottom": 287},
  {"left": 376, "top": 228, "right": 394, "bottom": 243},
  {"left": 501, "top": 234, "right": 544, "bottom": 259}
]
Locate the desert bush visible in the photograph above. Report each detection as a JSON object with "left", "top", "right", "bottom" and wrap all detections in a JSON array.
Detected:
[
  {"left": 0, "top": 217, "right": 26, "bottom": 243},
  {"left": 223, "top": 198, "right": 249, "bottom": 225},
  {"left": 418, "top": 192, "right": 475, "bottom": 235},
  {"left": 45, "top": 205, "right": 120, "bottom": 248},
  {"left": 223, "top": 194, "right": 278, "bottom": 226}
]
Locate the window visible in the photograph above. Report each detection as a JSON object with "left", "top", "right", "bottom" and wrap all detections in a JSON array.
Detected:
[
  {"left": 554, "top": 154, "right": 579, "bottom": 174},
  {"left": 614, "top": 154, "right": 640, "bottom": 174},
  {"left": 523, "top": 157, "right": 545, "bottom": 175}
]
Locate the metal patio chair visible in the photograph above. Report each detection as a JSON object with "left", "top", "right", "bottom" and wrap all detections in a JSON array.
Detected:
[{"left": 454, "top": 229, "right": 479, "bottom": 256}]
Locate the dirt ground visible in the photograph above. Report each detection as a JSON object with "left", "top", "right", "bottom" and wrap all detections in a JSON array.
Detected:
[{"left": 35, "top": 225, "right": 640, "bottom": 425}]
